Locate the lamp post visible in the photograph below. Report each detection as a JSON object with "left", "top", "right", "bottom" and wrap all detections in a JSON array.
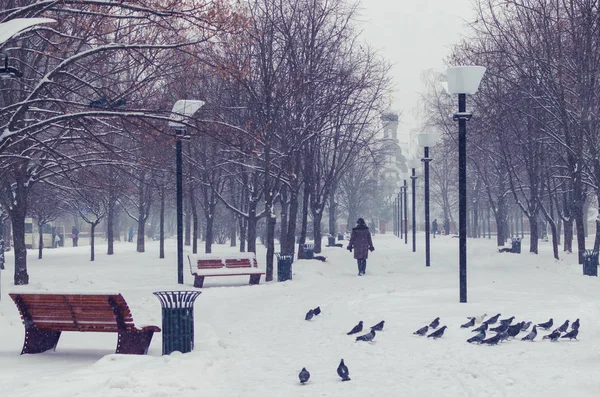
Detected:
[
  {"left": 403, "top": 178, "right": 408, "bottom": 245},
  {"left": 418, "top": 132, "right": 438, "bottom": 267},
  {"left": 408, "top": 159, "right": 420, "bottom": 252},
  {"left": 398, "top": 191, "right": 402, "bottom": 238},
  {"left": 446, "top": 66, "right": 486, "bottom": 303},
  {"left": 169, "top": 100, "right": 205, "bottom": 284},
  {"left": 393, "top": 196, "right": 397, "bottom": 236}
]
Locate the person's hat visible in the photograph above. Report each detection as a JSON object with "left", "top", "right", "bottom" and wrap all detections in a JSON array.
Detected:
[{"left": 357, "top": 218, "right": 365, "bottom": 225}]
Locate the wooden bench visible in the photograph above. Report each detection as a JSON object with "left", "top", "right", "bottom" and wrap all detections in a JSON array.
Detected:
[
  {"left": 9, "top": 293, "right": 161, "bottom": 355},
  {"left": 188, "top": 254, "right": 265, "bottom": 288}
]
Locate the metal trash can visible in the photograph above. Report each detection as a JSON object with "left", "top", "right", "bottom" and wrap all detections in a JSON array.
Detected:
[
  {"left": 583, "top": 249, "right": 599, "bottom": 277},
  {"left": 337, "top": 233, "right": 344, "bottom": 241},
  {"left": 328, "top": 236, "right": 336, "bottom": 246},
  {"left": 511, "top": 237, "right": 521, "bottom": 254},
  {"left": 153, "top": 291, "right": 201, "bottom": 355},
  {"left": 275, "top": 253, "right": 293, "bottom": 282},
  {"left": 303, "top": 244, "right": 315, "bottom": 259}
]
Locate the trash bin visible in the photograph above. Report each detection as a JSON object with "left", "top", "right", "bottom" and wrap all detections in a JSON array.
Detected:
[
  {"left": 583, "top": 249, "right": 598, "bottom": 277},
  {"left": 337, "top": 233, "right": 344, "bottom": 241},
  {"left": 153, "top": 291, "right": 201, "bottom": 355},
  {"left": 511, "top": 237, "right": 521, "bottom": 254},
  {"left": 276, "top": 253, "right": 293, "bottom": 282},
  {"left": 303, "top": 244, "right": 314, "bottom": 259},
  {"left": 298, "top": 243, "right": 305, "bottom": 259},
  {"left": 328, "top": 236, "right": 336, "bottom": 246}
]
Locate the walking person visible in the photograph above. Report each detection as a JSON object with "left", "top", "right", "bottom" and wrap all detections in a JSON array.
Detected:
[
  {"left": 347, "top": 218, "right": 375, "bottom": 276},
  {"left": 128, "top": 226, "right": 134, "bottom": 243},
  {"left": 432, "top": 219, "right": 438, "bottom": 239},
  {"left": 71, "top": 225, "right": 79, "bottom": 247}
]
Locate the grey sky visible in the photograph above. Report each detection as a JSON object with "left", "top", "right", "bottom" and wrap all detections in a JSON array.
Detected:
[{"left": 358, "top": 0, "right": 475, "bottom": 135}]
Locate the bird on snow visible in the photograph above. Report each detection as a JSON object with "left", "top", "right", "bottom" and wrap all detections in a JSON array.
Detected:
[
  {"left": 429, "top": 317, "right": 440, "bottom": 329},
  {"left": 537, "top": 318, "right": 553, "bottom": 330},
  {"left": 355, "top": 329, "right": 376, "bottom": 342},
  {"left": 490, "top": 323, "right": 509, "bottom": 333},
  {"left": 305, "top": 309, "right": 315, "bottom": 321},
  {"left": 427, "top": 325, "right": 447, "bottom": 339},
  {"left": 561, "top": 329, "right": 579, "bottom": 341},
  {"left": 520, "top": 321, "right": 532, "bottom": 332},
  {"left": 467, "top": 330, "right": 486, "bottom": 344},
  {"left": 554, "top": 320, "right": 569, "bottom": 333},
  {"left": 484, "top": 313, "right": 501, "bottom": 325},
  {"left": 299, "top": 367, "right": 310, "bottom": 384},
  {"left": 498, "top": 331, "right": 510, "bottom": 342},
  {"left": 543, "top": 330, "right": 561, "bottom": 342},
  {"left": 337, "top": 359, "right": 351, "bottom": 381},
  {"left": 370, "top": 320, "right": 385, "bottom": 331},
  {"left": 413, "top": 325, "right": 429, "bottom": 336},
  {"left": 472, "top": 322, "right": 489, "bottom": 333},
  {"left": 313, "top": 306, "right": 321, "bottom": 316},
  {"left": 521, "top": 325, "right": 537, "bottom": 341},
  {"left": 499, "top": 316, "right": 515, "bottom": 326},
  {"left": 481, "top": 333, "right": 503, "bottom": 345},
  {"left": 571, "top": 319, "right": 580, "bottom": 331},
  {"left": 347, "top": 321, "right": 363, "bottom": 335},
  {"left": 461, "top": 318, "right": 476, "bottom": 328},
  {"left": 467, "top": 313, "right": 488, "bottom": 324},
  {"left": 506, "top": 322, "right": 524, "bottom": 338}
]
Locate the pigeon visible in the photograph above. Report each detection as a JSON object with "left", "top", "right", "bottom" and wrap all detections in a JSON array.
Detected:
[
  {"left": 337, "top": 359, "right": 351, "bottom": 381},
  {"left": 484, "top": 313, "right": 501, "bottom": 325},
  {"left": 356, "top": 329, "right": 376, "bottom": 342},
  {"left": 305, "top": 309, "right": 315, "bottom": 321},
  {"left": 427, "top": 325, "right": 447, "bottom": 339},
  {"left": 461, "top": 318, "right": 476, "bottom": 328},
  {"left": 537, "top": 318, "right": 553, "bottom": 330},
  {"left": 543, "top": 330, "right": 561, "bottom": 341},
  {"left": 299, "top": 367, "right": 310, "bottom": 384},
  {"left": 521, "top": 325, "right": 537, "bottom": 341},
  {"left": 413, "top": 325, "right": 429, "bottom": 336},
  {"left": 313, "top": 307, "right": 321, "bottom": 316},
  {"left": 561, "top": 329, "right": 579, "bottom": 340},
  {"left": 429, "top": 317, "right": 440, "bottom": 329},
  {"left": 467, "top": 313, "right": 488, "bottom": 324},
  {"left": 472, "top": 322, "right": 488, "bottom": 333},
  {"left": 481, "top": 333, "right": 503, "bottom": 345},
  {"left": 370, "top": 320, "right": 385, "bottom": 331},
  {"left": 554, "top": 320, "right": 569, "bottom": 333},
  {"left": 498, "top": 331, "right": 510, "bottom": 342},
  {"left": 520, "top": 321, "right": 532, "bottom": 332},
  {"left": 499, "top": 316, "right": 515, "bottom": 326},
  {"left": 347, "top": 321, "right": 363, "bottom": 335},
  {"left": 490, "top": 323, "right": 509, "bottom": 333},
  {"left": 89, "top": 96, "right": 107, "bottom": 108},
  {"left": 571, "top": 319, "right": 580, "bottom": 331},
  {"left": 506, "top": 322, "right": 524, "bottom": 337},
  {"left": 467, "top": 330, "right": 486, "bottom": 344}
]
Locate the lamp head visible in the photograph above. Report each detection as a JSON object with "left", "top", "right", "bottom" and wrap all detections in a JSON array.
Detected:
[
  {"left": 445, "top": 66, "right": 486, "bottom": 95},
  {"left": 169, "top": 99, "right": 205, "bottom": 128}
]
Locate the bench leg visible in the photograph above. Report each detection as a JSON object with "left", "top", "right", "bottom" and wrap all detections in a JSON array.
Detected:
[
  {"left": 194, "top": 275, "right": 205, "bottom": 288},
  {"left": 249, "top": 274, "right": 261, "bottom": 285},
  {"left": 21, "top": 328, "right": 61, "bottom": 354},
  {"left": 116, "top": 329, "right": 156, "bottom": 355}
]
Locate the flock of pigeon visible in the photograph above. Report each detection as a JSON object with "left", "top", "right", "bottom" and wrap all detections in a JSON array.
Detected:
[
  {"left": 298, "top": 306, "right": 385, "bottom": 384},
  {"left": 412, "top": 313, "right": 581, "bottom": 345}
]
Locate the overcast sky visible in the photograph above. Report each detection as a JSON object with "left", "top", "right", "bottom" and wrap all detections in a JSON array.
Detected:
[{"left": 358, "top": 0, "right": 476, "bottom": 135}]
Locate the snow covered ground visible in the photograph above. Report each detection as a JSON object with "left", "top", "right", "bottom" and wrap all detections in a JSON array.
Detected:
[{"left": 0, "top": 233, "right": 598, "bottom": 397}]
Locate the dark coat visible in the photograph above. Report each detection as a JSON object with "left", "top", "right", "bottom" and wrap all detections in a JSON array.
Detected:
[{"left": 349, "top": 224, "right": 373, "bottom": 259}]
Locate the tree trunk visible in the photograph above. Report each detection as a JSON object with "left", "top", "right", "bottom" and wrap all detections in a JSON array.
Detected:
[
  {"left": 299, "top": 185, "right": 309, "bottom": 245},
  {"left": 266, "top": 213, "right": 276, "bottom": 282},
  {"left": 205, "top": 209, "right": 214, "bottom": 254},
  {"left": 159, "top": 187, "right": 165, "bottom": 259},
  {"left": 184, "top": 199, "right": 191, "bottom": 246},
  {"left": 91, "top": 223, "right": 96, "bottom": 261},
  {"left": 279, "top": 187, "right": 289, "bottom": 249},
  {"left": 107, "top": 195, "right": 116, "bottom": 255},
  {"left": 230, "top": 214, "right": 237, "bottom": 247},
  {"left": 239, "top": 216, "right": 247, "bottom": 252},
  {"left": 38, "top": 222, "right": 43, "bottom": 259},
  {"left": 136, "top": 221, "right": 145, "bottom": 253},
  {"left": 312, "top": 211, "right": 323, "bottom": 254},
  {"left": 564, "top": 218, "right": 573, "bottom": 252},
  {"left": 528, "top": 214, "right": 539, "bottom": 254},
  {"left": 10, "top": 203, "right": 29, "bottom": 285},
  {"left": 247, "top": 214, "right": 257, "bottom": 253},
  {"left": 285, "top": 192, "right": 299, "bottom": 255},
  {"left": 328, "top": 191, "right": 336, "bottom": 235}
]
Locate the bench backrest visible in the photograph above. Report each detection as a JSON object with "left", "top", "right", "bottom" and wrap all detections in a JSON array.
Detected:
[
  {"left": 224, "top": 258, "right": 255, "bottom": 268},
  {"left": 9, "top": 293, "right": 136, "bottom": 332},
  {"left": 195, "top": 257, "right": 257, "bottom": 270},
  {"left": 196, "top": 259, "right": 225, "bottom": 269}
]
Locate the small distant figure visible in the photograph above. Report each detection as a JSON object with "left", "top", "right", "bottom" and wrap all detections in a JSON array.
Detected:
[
  {"left": 347, "top": 321, "right": 363, "bottom": 335},
  {"left": 337, "top": 359, "right": 351, "bottom": 381},
  {"left": 431, "top": 219, "right": 438, "bottom": 238},
  {"left": 347, "top": 218, "right": 374, "bottom": 276},
  {"left": 299, "top": 367, "right": 310, "bottom": 384},
  {"left": 128, "top": 226, "right": 134, "bottom": 242},
  {"left": 71, "top": 226, "right": 79, "bottom": 247}
]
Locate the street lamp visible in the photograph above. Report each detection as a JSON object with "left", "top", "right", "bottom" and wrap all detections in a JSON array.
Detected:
[
  {"left": 397, "top": 191, "right": 402, "bottom": 238},
  {"left": 418, "top": 131, "right": 438, "bottom": 267},
  {"left": 402, "top": 175, "right": 408, "bottom": 245},
  {"left": 408, "top": 159, "right": 420, "bottom": 252},
  {"left": 446, "top": 65, "right": 486, "bottom": 303},
  {"left": 169, "top": 99, "right": 205, "bottom": 284}
]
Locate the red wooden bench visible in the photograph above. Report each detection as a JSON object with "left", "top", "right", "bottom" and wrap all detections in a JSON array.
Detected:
[
  {"left": 9, "top": 293, "right": 160, "bottom": 355},
  {"left": 188, "top": 254, "right": 265, "bottom": 288}
]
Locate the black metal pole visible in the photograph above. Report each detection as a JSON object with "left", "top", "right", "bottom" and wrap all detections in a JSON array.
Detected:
[
  {"left": 176, "top": 134, "right": 184, "bottom": 284},
  {"left": 393, "top": 197, "right": 397, "bottom": 236},
  {"left": 404, "top": 179, "right": 408, "bottom": 245},
  {"left": 424, "top": 146, "right": 431, "bottom": 267},
  {"left": 458, "top": 93, "right": 467, "bottom": 303},
  {"left": 398, "top": 191, "right": 403, "bottom": 238},
  {"left": 411, "top": 169, "right": 417, "bottom": 252}
]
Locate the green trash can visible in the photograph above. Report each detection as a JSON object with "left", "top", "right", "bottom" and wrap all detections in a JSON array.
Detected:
[
  {"left": 328, "top": 236, "right": 336, "bottom": 246},
  {"left": 153, "top": 291, "right": 201, "bottom": 355},
  {"left": 337, "top": 233, "right": 344, "bottom": 241},
  {"left": 304, "top": 244, "right": 315, "bottom": 259},
  {"left": 511, "top": 238, "right": 521, "bottom": 254},
  {"left": 583, "top": 249, "right": 598, "bottom": 277},
  {"left": 276, "top": 253, "right": 293, "bottom": 282}
]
